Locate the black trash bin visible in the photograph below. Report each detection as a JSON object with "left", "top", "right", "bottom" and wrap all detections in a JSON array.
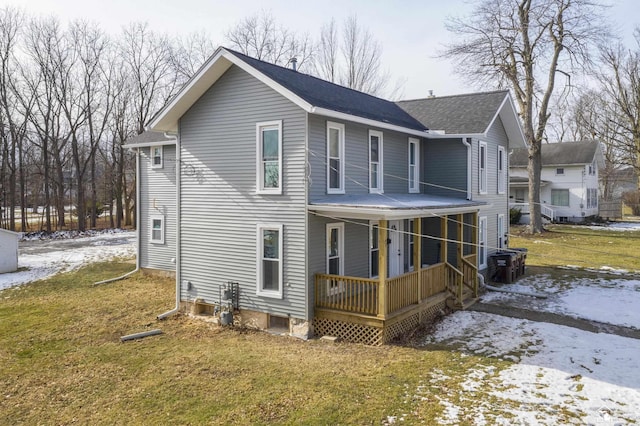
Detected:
[{"left": 489, "top": 252, "right": 517, "bottom": 283}]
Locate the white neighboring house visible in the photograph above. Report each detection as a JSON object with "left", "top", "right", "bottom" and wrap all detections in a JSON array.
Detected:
[
  {"left": 509, "top": 141, "right": 604, "bottom": 223},
  {"left": 0, "top": 228, "right": 20, "bottom": 273}
]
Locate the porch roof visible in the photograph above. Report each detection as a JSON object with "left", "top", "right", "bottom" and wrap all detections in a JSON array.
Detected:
[
  {"left": 509, "top": 176, "right": 550, "bottom": 187},
  {"left": 308, "top": 193, "right": 485, "bottom": 220}
]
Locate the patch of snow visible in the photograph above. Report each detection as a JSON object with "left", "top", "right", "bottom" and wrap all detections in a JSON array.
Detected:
[
  {"left": 481, "top": 274, "right": 640, "bottom": 329},
  {"left": 424, "top": 311, "right": 640, "bottom": 425},
  {"left": 588, "top": 222, "right": 640, "bottom": 231},
  {"left": 0, "top": 230, "right": 136, "bottom": 291}
]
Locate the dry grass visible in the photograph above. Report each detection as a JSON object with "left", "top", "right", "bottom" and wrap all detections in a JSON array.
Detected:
[
  {"left": 509, "top": 224, "right": 640, "bottom": 272},
  {"left": 0, "top": 262, "right": 506, "bottom": 425}
]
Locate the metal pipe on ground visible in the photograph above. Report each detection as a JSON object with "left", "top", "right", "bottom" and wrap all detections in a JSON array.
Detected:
[{"left": 120, "top": 329, "right": 163, "bottom": 342}]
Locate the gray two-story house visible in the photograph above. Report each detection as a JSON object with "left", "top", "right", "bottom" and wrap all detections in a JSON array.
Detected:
[{"left": 129, "top": 47, "right": 525, "bottom": 345}]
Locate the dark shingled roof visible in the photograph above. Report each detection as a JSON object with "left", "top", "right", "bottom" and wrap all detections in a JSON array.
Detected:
[
  {"left": 126, "top": 130, "right": 175, "bottom": 145},
  {"left": 510, "top": 141, "right": 601, "bottom": 167},
  {"left": 396, "top": 90, "right": 509, "bottom": 134},
  {"left": 226, "top": 48, "right": 428, "bottom": 132}
]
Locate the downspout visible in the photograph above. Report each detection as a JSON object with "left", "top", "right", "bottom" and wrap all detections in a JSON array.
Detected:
[
  {"left": 462, "top": 138, "right": 472, "bottom": 200},
  {"left": 94, "top": 146, "right": 141, "bottom": 285},
  {"left": 158, "top": 131, "right": 181, "bottom": 319}
]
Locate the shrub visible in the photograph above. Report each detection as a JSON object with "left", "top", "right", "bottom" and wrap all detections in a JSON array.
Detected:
[{"left": 510, "top": 207, "right": 523, "bottom": 224}]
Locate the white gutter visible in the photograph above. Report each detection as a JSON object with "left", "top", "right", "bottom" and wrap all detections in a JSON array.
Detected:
[
  {"left": 158, "top": 130, "right": 181, "bottom": 320},
  {"left": 311, "top": 107, "right": 429, "bottom": 138},
  {"left": 94, "top": 147, "right": 142, "bottom": 285},
  {"left": 308, "top": 204, "right": 486, "bottom": 221},
  {"left": 462, "top": 138, "right": 472, "bottom": 200}
]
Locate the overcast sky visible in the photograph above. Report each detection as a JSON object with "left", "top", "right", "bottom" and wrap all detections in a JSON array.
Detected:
[{"left": 4, "top": 0, "right": 638, "bottom": 99}]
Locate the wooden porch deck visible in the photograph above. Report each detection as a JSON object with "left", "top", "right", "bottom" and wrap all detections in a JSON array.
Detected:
[{"left": 314, "top": 254, "right": 478, "bottom": 345}]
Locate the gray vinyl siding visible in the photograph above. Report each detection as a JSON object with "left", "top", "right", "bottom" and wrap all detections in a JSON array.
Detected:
[
  {"left": 139, "top": 145, "right": 177, "bottom": 271},
  {"left": 308, "top": 114, "right": 419, "bottom": 199},
  {"left": 307, "top": 215, "right": 370, "bottom": 311},
  {"left": 423, "top": 138, "right": 467, "bottom": 198},
  {"left": 473, "top": 117, "right": 510, "bottom": 267},
  {"left": 178, "top": 65, "right": 308, "bottom": 320}
]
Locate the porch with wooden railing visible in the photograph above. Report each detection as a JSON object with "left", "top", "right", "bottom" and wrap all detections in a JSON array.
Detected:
[{"left": 315, "top": 259, "right": 478, "bottom": 320}]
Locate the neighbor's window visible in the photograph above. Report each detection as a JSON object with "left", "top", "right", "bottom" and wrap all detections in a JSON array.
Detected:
[
  {"left": 257, "top": 121, "right": 282, "bottom": 194},
  {"left": 257, "top": 224, "right": 283, "bottom": 298},
  {"left": 587, "top": 188, "right": 598, "bottom": 208},
  {"left": 327, "top": 121, "right": 345, "bottom": 193},
  {"left": 150, "top": 215, "right": 165, "bottom": 244},
  {"left": 556, "top": 167, "right": 565, "bottom": 175},
  {"left": 498, "top": 146, "right": 506, "bottom": 194},
  {"left": 479, "top": 141, "right": 487, "bottom": 194},
  {"left": 551, "top": 189, "right": 570, "bottom": 206},
  {"left": 408, "top": 138, "right": 420, "bottom": 193},
  {"left": 151, "top": 146, "right": 163, "bottom": 169},
  {"left": 369, "top": 130, "right": 383, "bottom": 193}
]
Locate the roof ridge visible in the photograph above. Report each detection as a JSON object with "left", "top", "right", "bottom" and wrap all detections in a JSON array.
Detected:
[{"left": 397, "top": 89, "right": 509, "bottom": 103}]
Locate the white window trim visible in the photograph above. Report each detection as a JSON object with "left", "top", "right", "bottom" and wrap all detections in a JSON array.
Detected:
[
  {"left": 479, "top": 216, "right": 487, "bottom": 269},
  {"left": 256, "top": 120, "right": 283, "bottom": 194},
  {"left": 479, "top": 141, "right": 487, "bottom": 194},
  {"left": 150, "top": 214, "right": 165, "bottom": 244},
  {"left": 326, "top": 223, "right": 345, "bottom": 276},
  {"left": 408, "top": 138, "right": 420, "bottom": 193},
  {"left": 497, "top": 146, "right": 506, "bottom": 194},
  {"left": 369, "top": 221, "right": 379, "bottom": 278},
  {"left": 369, "top": 130, "right": 384, "bottom": 193},
  {"left": 151, "top": 146, "right": 163, "bottom": 169},
  {"left": 497, "top": 214, "right": 505, "bottom": 249},
  {"left": 326, "top": 121, "right": 345, "bottom": 194},
  {"left": 256, "top": 223, "right": 284, "bottom": 298}
]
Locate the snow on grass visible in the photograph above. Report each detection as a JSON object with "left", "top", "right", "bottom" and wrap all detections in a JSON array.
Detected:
[
  {"left": 588, "top": 221, "right": 640, "bottom": 231},
  {"left": 423, "top": 311, "right": 640, "bottom": 425},
  {"left": 481, "top": 273, "right": 640, "bottom": 329},
  {"left": 0, "top": 230, "right": 136, "bottom": 291}
]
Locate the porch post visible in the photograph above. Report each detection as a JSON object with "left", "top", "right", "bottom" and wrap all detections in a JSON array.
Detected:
[
  {"left": 440, "top": 215, "right": 448, "bottom": 264},
  {"left": 378, "top": 219, "right": 388, "bottom": 318},
  {"left": 472, "top": 212, "right": 478, "bottom": 259},
  {"left": 414, "top": 217, "right": 422, "bottom": 302},
  {"left": 456, "top": 214, "right": 463, "bottom": 267}
]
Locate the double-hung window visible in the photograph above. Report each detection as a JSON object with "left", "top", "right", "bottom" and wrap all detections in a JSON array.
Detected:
[
  {"left": 479, "top": 216, "right": 487, "bottom": 269},
  {"left": 369, "top": 130, "right": 383, "bottom": 193},
  {"left": 257, "top": 224, "right": 283, "bottom": 298},
  {"left": 369, "top": 222, "right": 379, "bottom": 278},
  {"left": 327, "top": 121, "right": 345, "bottom": 193},
  {"left": 551, "top": 189, "right": 570, "bottom": 206},
  {"left": 497, "top": 146, "right": 506, "bottom": 194},
  {"left": 479, "top": 141, "right": 487, "bottom": 194},
  {"left": 497, "top": 214, "right": 505, "bottom": 249},
  {"left": 408, "top": 138, "right": 420, "bottom": 193},
  {"left": 257, "top": 121, "right": 282, "bottom": 194},
  {"left": 150, "top": 215, "right": 165, "bottom": 244},
  {"left": 151, "top": 146, "right": 163, "bottom": 169}
]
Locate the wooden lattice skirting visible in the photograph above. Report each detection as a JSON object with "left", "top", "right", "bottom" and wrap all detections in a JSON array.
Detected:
[{"left": 314, "top": 295, "right": 447, "bottom": 346}]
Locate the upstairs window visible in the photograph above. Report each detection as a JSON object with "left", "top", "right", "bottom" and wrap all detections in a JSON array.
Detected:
[
  {"left": 556, "top": 167, "right": 565, "bottom": 175},
  {"left": 369, "top": 130, "right": 383, "bottom": 193},
  {"left": 151, "top": 146, "right": 163, "bottom": 169},
  {"left": 257, "top": 224, "right": 283, "bottom": 298},
  {"left": 479, "top": 141, "right": 487, "bottom": 194},
  {"left": 497, "top": 146, "right": 506, "bottom": 194},
  {"left": 408, "top": 138, "right": 420, "bottom": 193},
  {"left": 327, "top": 121, "right": 345, "bottom": 193},
  {"left": 257, "top": 121, "right": 282, "bottom": 194}
]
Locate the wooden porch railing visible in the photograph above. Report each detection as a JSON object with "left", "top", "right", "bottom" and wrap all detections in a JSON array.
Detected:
[
  {"left": 444, "top": 263, "right": 464, "bottom": 306},
  {"left": 461, "top": 254, "right": 478, "bottom": 298},
  {"left": 315, "top": 274, "right": 379, "bottom": 315},
  {"left": 316, "top": 263, "right": 456, "bottom": 317}
]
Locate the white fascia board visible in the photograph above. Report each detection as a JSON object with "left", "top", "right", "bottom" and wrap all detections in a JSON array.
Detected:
[
  {"left": 486, "top": 94, "right": 526, "bottom": 149},
  {"left": 308, "top": 204, "right": 481, "bottom": 221},
  {"left": 311, "top": 107, "right": 429, "bottom": 138},
  {"left": 425, "top": 132, "right": 485, "bottom": 140},
  {"left": 150, "top": 47, "right": 231, "bottom": 132}
]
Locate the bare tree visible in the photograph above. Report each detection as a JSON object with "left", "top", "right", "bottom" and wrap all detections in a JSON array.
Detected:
[
  {"left": 599, "top": 28, "right": 640, "bottom": 189},
  {"left": 314, "top": 16, "right": 395, "bottom": 97},
  {"left": 225, "top": 11, "right": 314, "bottom": 70},
  {"left": 170, "top": 31, "right": 217, "bottom": 85},
  {"left": 443, "top": 0, "right": 610, "bottom": 233}
]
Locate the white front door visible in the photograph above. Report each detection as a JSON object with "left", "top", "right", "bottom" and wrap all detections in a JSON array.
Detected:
[{"left": 387, "top": 220, "right": 403, "bottom": 277}]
